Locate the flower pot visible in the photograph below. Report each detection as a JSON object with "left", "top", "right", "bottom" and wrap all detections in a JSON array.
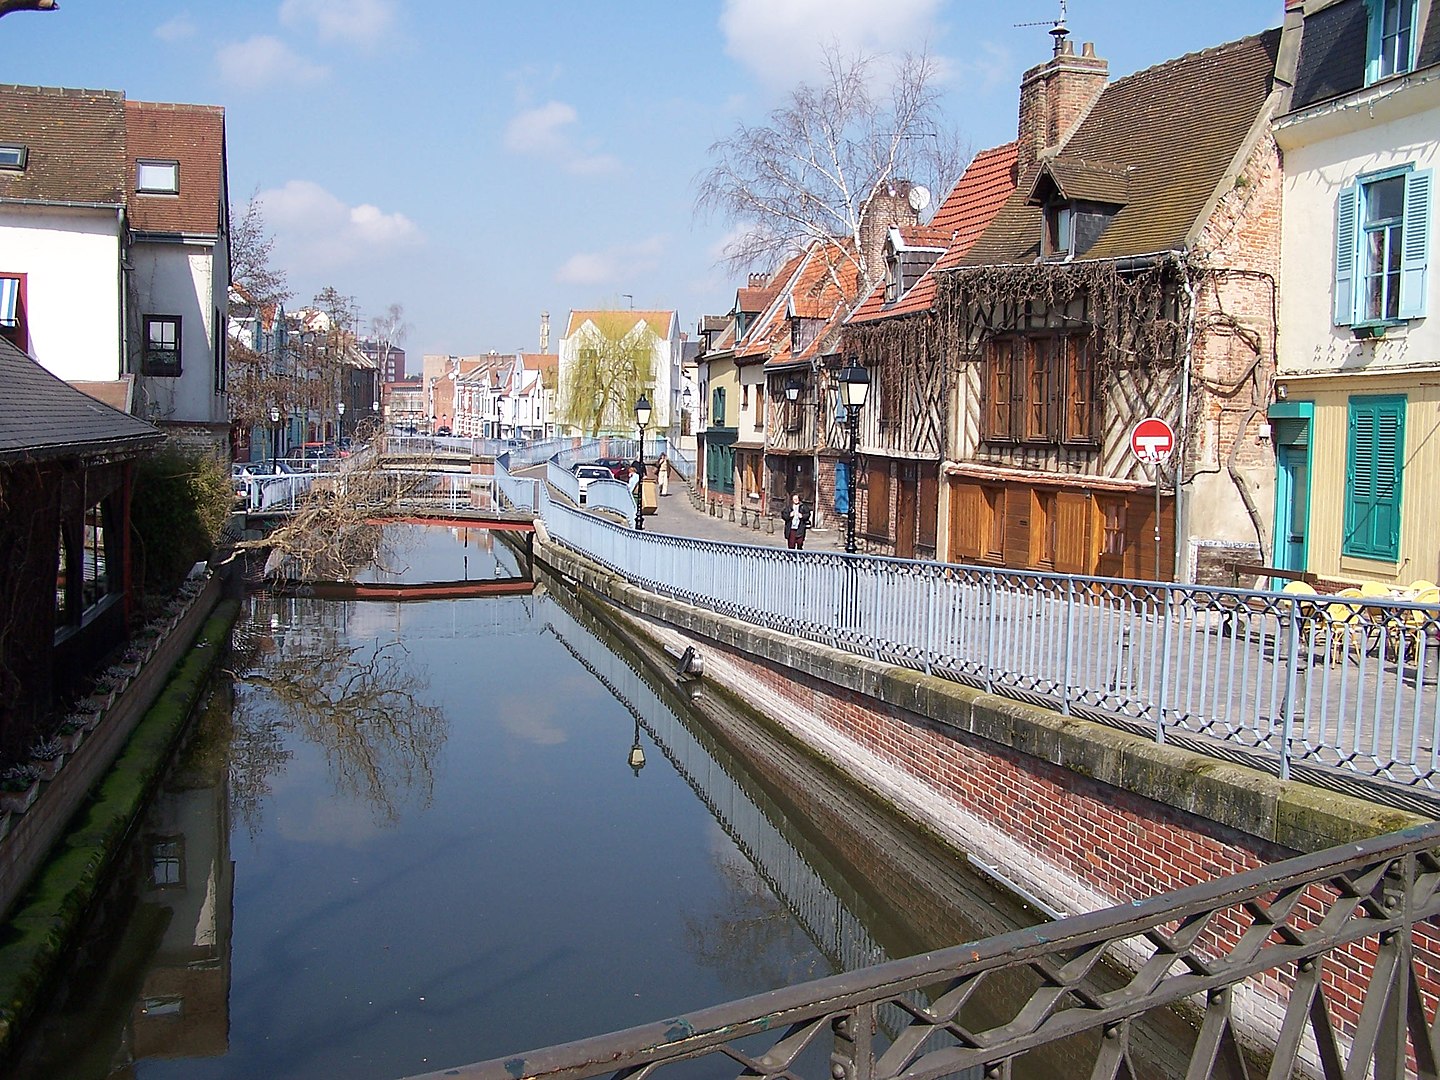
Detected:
[
  {"left": 56, "top": 729, "right": 84, "bottom": 754},
  {"left": 0, "top": 782, "right": 39, "bottom": 815},
  {"left": 30, "top": 755, "right": 65, "bottom": 781}
]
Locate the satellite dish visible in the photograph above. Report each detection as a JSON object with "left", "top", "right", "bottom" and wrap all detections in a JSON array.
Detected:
[{"left": 908, "top": 185, "right": 931, "bottom": 212}]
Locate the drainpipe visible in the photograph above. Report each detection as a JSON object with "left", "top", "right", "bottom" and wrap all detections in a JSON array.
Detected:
[{"left": 1176, "top": 263, "right": 1198, "bottom": 583}]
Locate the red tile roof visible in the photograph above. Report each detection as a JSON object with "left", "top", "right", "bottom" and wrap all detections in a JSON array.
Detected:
[
  {"left": 849, "top": 141, "right": 1019, "bottom": 323},
  {"left": 0, "top": 84, "right": 127, "bottom": 206},
  {"left": 124, "top": 100, "right": 227, "bottom": 236}
]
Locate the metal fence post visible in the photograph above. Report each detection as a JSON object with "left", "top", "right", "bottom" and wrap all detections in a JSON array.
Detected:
[
  {"left": 1062, "top": 578, "right": 1076, "bottom": 716},
  {"left": 984, "top": 571, "right": 996, "bottom": 695},
  {"left": 924, "top": 569, "right": 936, "bottom": 677},
  {"left": 1154, "top": 588, "right": 1174, "bottom": 746},
  {"left": 830, "top": 1006, "right": 875, "bottom": 1080},
  {"left": 1280, "top": 605, "right": 1300, "bottom": 782}
]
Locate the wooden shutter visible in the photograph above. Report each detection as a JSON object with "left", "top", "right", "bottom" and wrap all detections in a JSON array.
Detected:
[
  {"left": 949, "top": 482, "right": 982, "bottom": 560},
  {"left": 1054, "top": 491, "right": 1091, "bottom": 574},
  {"left": 1335, "top": 185, "right": 1359, "bottom": 326},
  {"left": 1344, "top": 395, "right": 1406, "bottom": 560},
  {"left": 1400, "top": 169, "right": 1432, "bottom": 319},
  {"left": 918, "top": 468, "right": 938, "bottom": 549},
  {"left": 867, "top": 462, "right": 891, "bottom": 538}
]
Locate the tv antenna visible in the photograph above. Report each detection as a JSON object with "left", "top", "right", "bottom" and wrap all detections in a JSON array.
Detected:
[{"left": 1015, "top": 0, "right": 1070, "bottom": 54}]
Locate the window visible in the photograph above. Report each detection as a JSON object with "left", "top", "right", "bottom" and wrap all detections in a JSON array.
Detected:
[
  {"left": 1344, "top": 395, "right": 1405, "bottom": 561},
  {"left": 0, "top": 144, "right": 26, "bottom": 171},
  {"left": 741, "top": 384, "right": 749, "bottom": 409},
  {"left": 1101, "top": 498, "right": 1127, "bottom": 556},
  {"left": 711, "top": 386, "right": 726, "bottom": 426},
  {"left": 136, "top": 159, "right": 179, "bottom": 193},
  {"left": 985, "top": 334, "right": 1099, "bottom": 445},
  {"left": 755, "top": 386, "right": 765, "bottom": 430},
  {"left": 213, "top": 306, "right": 226, "bottom": 393},
  {"left": 143, "top": 315, "right": 182, "bottom": 376},
  {"left": 1032, "top": 489, "right": 1058, "bottom": 568},
  {"left": 1368, "top": 0, "right": 1417, "bottom": 83},
  {"left": 1335, "top": 168, "right": 1431, "bottom": 325},
  {"left": 0, "top": 274, "right": 27, "bottom": 352},
  {"left": 1044, "top": 203, "right": 1074, "bottom": 259},
  {"left": 983, "top": 486, "right": 1005, "bottom": 557},
  {"left": 147, "top": 835, "right": 185, "bottom": 889}
]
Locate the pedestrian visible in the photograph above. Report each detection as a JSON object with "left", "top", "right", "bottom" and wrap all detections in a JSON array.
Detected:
[
  {"left": 784, "top": 492, "right": 812, "bottom": 550},
  {"left": 627, "top": 462, "right": 641, "bottom": 499},
  {"left": 657, "top": 455, "right": 670, "bottom": 497}
]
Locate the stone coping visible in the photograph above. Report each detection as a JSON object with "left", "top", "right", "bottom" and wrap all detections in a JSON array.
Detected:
[
  {"left": 0, "top": 600, "right": 241, "bottom": 1061},
  {"left": 538, "top": 535, "right": 1429, "bottom": 854}
]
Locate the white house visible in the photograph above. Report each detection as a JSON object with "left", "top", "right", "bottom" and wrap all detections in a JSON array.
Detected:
[
  {"left": 0, "top": 85, "right": 230, "bottom": 446},
  {"left": 1271, "top": 0, "right": 1439, "bottom": 585},
  {"left": 557, "top": 309, "right": 679, "bottom": 436}
]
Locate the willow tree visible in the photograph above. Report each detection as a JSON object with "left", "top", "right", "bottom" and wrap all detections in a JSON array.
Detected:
[{"left": 560, "top": 312, "right": 658, "bottom": 436}]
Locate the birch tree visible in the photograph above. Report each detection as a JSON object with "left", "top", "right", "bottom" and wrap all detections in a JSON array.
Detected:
[{"left": 695, "top": 47, "right": 966, "bottom": 296}]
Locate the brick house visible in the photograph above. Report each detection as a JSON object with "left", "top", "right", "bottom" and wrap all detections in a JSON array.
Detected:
[{"left": 846, "top": 25, "right": 1290, "bottom": 582}]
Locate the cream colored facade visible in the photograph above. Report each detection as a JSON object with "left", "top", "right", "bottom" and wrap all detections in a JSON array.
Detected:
[{"left": 1274, "top": 67, "right": 1440, "bottom": 585}]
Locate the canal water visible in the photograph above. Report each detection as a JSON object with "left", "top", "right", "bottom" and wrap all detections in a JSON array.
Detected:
[{"left": 10, "top": 525, "right": 1187, "bottom": 1079}]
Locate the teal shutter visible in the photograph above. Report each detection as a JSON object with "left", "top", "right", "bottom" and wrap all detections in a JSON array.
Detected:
[
  {"left": 1335, "top": 184, "right": 1359, "bottom": 325},
  {"left": 1344, "top": 395, "right": 1406, "bottom": 560},
  {"left": 1400, "top": 168, "right": 1431, "bottom": 319}
]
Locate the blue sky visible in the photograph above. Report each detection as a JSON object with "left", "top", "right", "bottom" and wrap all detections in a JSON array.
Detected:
[{"left": 3, "top": 1, "right": 1278, "bottom": 360}]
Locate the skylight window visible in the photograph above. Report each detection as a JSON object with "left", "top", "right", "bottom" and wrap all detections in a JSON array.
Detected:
[
  {"left": 136, "top": 159, "right": 179, "bottom": 194},
  {"left": 0, "top": 145, "right": 27, "bottom": 171}
]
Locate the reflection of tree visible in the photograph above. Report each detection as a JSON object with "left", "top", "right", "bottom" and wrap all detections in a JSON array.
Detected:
[
  {"left": 685, "top": 846, "right": 823, "bottom": 994},
  {"left": 226, "top": 620, "right": 447, "bottom": 828}
]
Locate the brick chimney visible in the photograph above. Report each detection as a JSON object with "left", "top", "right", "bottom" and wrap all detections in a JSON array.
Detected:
[
  {"left": 858, "top": 182, "right": 921, "bottom": 292},
  {"left": 1016, "top": 36, "right": 1108, "bottom": 177}
]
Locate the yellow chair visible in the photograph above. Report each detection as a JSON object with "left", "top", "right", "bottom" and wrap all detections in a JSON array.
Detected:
[
  {"left": 1401, "top": 585, "right": 1440, "bottom": 667},
  {"left": 1324, "top": 588, "right": 1368, "bottom": 663},
  {"left": 1280, "top": 581, "right": 1323, "bottom": 657}
]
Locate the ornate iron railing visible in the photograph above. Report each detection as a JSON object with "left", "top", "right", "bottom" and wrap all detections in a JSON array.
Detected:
[
  {"left": 405, "top": 822, "right": 1440, "bottom": 1080},
  {"left": 527, "top": 493, "right": 1440, "bottom": 800}
]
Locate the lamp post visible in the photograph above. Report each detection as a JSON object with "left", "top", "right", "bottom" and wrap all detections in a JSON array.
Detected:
[
  {"left": 628, "top": 717, "right": 646, "bottom": 777},
  {"left": 336, "top": 400, "right": 345, "bottom": 450},
  {"left": 634, "top": 393, "right": 651, "bottom": 530},
  {"left": 838, "top": 365, "right": 869, "bottom": 555},
  {"left": 269, "top": 406, "right": 281, "bottom": 474}
]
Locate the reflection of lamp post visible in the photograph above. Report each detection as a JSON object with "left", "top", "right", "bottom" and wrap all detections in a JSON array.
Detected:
[
  {"left": 628, "top": 718, "right": 646, "bottom": 776},
  {"left": 634, "top": 393, "right": 651, "bottom": 531},
  {"left": 336, "top": 400, "right": 345, "bottom": 449},
  {"left": 269, "top": 406, "right": 281, "bottom": 473},
  {"left": 838, "top": 365, "right": 869, "bottom": 555}
]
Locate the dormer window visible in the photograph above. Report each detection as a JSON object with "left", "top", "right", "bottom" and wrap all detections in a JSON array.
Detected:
[
  {"left": 136, "top": 159, "right": 179, "bottom": 194},
  {"left": 1368, "top": 0, "right": 1417, "bottom": 83},
  {"left": 0, "top": 145, "right": 27, "bottom": 171},
  {"left": 884, "top": 252, "right": 899, "bottom": 303},
  {"left": 1044, "top": 202, "right": 1074, "bottom": 260}
]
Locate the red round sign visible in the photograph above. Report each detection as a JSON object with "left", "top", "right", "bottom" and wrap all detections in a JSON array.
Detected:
[{"left": 1130, "top": 417, "right": 1175, "bottom": 463}]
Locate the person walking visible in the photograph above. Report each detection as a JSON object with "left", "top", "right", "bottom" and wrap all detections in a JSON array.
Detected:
[
  {"left": 657, "top": 455, "right": 670, "bottom": 497},
  {"left": 783, "top": 492, "right": 812, "bottom": 550},
  {"left": 627, "top": 461, "right": 641, "bottom": 499}
]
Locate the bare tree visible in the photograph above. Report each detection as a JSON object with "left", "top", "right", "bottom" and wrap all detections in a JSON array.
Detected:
[
  {"left": 559, "top": 313, "right": 659, "bottom": 436},
  {"left": 370, "top": 302, "right": 406, "bottom": 380},
  {"left": 696, "top": 47, "right": 966, "bottom": 296},
  {"left": 230, "top": 191, "right": 291, "bottom": 308}
]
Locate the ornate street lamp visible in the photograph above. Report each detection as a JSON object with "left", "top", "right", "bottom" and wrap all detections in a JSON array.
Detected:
[
  {"left": 784, "top": 376, "right": 803, "bottom": 404},
  {"left": 838, "top": 365, "right": 869, "bottom": 555},
  {"left": 269, "top": 406, "right": 281, "bottom": 473},
  {"left": 634, "top": 393, "right": 651, "bottom": 531},
  {"left": 628, "top": 717, "right": 646, "bottom": 777},
  {"left": 336, "top": 400, "right": 345, "bottom": 449}
]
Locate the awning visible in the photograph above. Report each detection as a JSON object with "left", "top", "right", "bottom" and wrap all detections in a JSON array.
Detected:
[{"left": 0, "top": 277, "right": 18, "bottom": 327}]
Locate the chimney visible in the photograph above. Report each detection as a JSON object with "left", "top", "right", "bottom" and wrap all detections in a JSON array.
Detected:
[
  {"left": 1016, "top": 37, "right": 1108, "bottom": 177},
  {"left": 858, "top": 182, "right": 921, "bottom": 292},
  {"left": 539, "top": 310, "right": 550, "bottom": 353},
  {"left": 748, "top": 273, "right": 769, "bottom": 289}
]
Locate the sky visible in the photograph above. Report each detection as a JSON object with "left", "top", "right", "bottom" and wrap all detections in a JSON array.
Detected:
[{"left": 2, "top": 1, "right": 1280, "bottom": 362}]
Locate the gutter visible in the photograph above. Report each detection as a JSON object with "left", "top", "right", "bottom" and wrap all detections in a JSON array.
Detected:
[{"left": 0, "top": 196, "right": 124, "bottom": 212}]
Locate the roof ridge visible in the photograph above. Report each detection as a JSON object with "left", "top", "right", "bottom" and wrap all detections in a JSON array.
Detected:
[{"left": 1107, "top": 27, "right": 1279, "bottom": 88}]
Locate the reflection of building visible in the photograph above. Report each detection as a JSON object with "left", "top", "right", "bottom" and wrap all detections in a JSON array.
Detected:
[{"left": 128, "top": 694, "right": 235, "bottom": 1063}]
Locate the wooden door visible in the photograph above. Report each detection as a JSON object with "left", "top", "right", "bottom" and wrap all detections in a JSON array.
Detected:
[{"left": 896, "top": 462, "right": 918, "bottom": 559}]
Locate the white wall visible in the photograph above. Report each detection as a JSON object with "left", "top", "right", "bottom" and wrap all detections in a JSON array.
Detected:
[
  {"left": 1276, "top": 77, "right": 1440, "bottom": 378},
  {"left": 131, "top": 240, "right": 227, "bottom": 427},
  {"left": 0, "top": 205, "right": 123, "bottom": 379}
]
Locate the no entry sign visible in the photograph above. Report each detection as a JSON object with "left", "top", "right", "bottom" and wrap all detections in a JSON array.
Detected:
[{"left": 1130, "top": 417, "right": 1175, "bottom": 464}]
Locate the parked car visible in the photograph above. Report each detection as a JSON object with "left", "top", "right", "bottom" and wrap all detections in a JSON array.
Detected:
[
  {"left": 593, "top": 457, "right": 632, "bottom": 481},
  {"left": 573, "top": 464, "right": 615, "bottom": 505},
  {"left": 435, "top": 425, "right": 453, "bottom": 437}
]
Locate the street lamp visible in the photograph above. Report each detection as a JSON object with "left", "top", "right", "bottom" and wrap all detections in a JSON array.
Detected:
[
  {"left": 784, "top": 376, "right": 803, "bottom": 404},
  {"left": 269, "top": 406, "right": 281, "bottom": 473},
  {"left": 628, "top": 717, "right": 646, "bottom": 777},
  {"left": 634, "top": 393, "right": 651, "bottom": 530},
  {"left": 838, "top": 364, "right": 870, "bottom": 555},
  {"left": 336, "top": 401, "right": 345, "bottom": 449}
]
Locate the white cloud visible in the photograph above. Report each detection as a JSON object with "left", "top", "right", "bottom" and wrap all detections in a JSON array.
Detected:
[
  {"left": 278, "top": 0, "right": 397, "bottom": 49},
  {"left": 720, "top": 0, "right": 945, "bottom": 87},
  {"left": 504, "top": 101, "right": 621, "bottom": 176},
  {"left": 555, "top": 236, "right": 666, "bottom": 287},
  {"left": 154, "top": 13, "right": 197, "bottom": 43},
  {"left": 259, "top": 180, "right": 422, "bottom": 273},
  {"left": 216, "top": 35, "right": 328, "bottom": 90}
]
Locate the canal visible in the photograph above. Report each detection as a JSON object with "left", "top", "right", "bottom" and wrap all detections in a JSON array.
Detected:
[{"left": 10, "top": 524, "right": 1185, "bottom": 1079}]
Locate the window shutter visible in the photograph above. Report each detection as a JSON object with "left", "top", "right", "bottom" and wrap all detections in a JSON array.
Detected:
[
  {"left": 1335, "top": 184, "right": 1359, "bottom": 326},
  {"left": 1344, "top": 395, "right": 1406, "bottom": 560},
  {"left": 1400, "top": 168, "right": 1431, "bottom": 319}
]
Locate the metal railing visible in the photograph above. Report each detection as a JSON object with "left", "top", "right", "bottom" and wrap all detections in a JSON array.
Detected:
[
  {"left": 662, "top": 442, "right": 695, "bottom": 481},
  {"left": 242, "top": 469, "right": 493, "bottom": 515},
  {"left": 406, "top": 820, "right": 1440, "bottom": 1080},
  {"left": 535, "top": 498, "right": 1440, "bottom": 795}
]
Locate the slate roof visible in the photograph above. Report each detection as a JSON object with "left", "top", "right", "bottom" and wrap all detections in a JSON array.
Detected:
[
  {"left": 0, "top": 337, "right": 162, "bottom": 463},
  {"left": 962, "top": 30, "right": 1282, "bottom": 265},
  {"left": 849, "top": 142, "right": 1019, "bottom": 323},
  {"left": 1291, "top": 0, "right": 1440, "bottom": 111},
  {"left": 125, "top": 99, "right": 227, "bottom": 236},
  {"left": 0, "top": 84, "right": 127, "bottom": 206}
]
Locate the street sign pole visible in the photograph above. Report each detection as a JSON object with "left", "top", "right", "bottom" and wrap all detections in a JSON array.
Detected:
[{"left": 1130, "top": 417, "right": 1176, "bottom": 579}]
